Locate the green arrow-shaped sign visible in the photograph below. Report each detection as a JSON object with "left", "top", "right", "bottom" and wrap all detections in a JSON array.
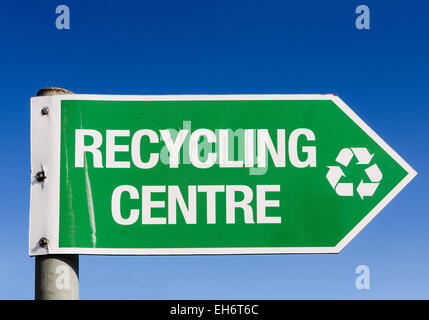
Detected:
[{"left": 29, "top": 94, "right": 416, "bottom": 255}]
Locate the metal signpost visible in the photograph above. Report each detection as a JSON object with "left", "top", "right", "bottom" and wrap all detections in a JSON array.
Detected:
[
  {"left": 34, "top": 88, "right": 79, "bottom": 300},
  {"left": 30, "top": 92, "right": 416, "bottom": 299}
]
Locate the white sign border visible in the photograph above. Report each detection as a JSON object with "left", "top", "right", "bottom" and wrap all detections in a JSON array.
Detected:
[{"left": 29, "top": 94, "right": 417, "bottom": 256}]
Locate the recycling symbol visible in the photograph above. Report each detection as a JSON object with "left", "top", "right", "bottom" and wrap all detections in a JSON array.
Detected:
[{"left": 326, "top": 147, "right": 382, "bottom": 199}]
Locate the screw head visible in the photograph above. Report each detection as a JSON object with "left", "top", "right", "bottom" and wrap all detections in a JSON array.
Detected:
[
  {"left": 41, "top": 107, "right": 49, "bottom": 116},
  {"left": 35, "top": 171, "right": 46, "bottom": 182},
  {"left": 39, "top": 237, "right": 48, "bottom": 248}
]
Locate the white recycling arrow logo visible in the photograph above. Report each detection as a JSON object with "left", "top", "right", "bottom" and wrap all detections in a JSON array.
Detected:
[{"left": 326, "top": 147, "right": 383, "bottom": 199}]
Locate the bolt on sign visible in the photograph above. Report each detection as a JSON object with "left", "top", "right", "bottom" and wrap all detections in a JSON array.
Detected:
[{"left": 29, "top": 94, "right": 416, "bottom": 255}]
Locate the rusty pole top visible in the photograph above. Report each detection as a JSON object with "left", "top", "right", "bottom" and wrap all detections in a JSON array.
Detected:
[{"left": 37, "top": 87, "right": 74, "bottom": 96}]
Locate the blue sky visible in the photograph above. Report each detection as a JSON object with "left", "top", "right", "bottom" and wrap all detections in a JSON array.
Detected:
[{"left": 0, "top": 0, "right": 428, "bottom": 299}]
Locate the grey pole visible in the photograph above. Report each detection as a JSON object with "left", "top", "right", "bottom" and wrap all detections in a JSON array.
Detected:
[{"left": 34, "top": 87, "right": 79, "bottom": 300}]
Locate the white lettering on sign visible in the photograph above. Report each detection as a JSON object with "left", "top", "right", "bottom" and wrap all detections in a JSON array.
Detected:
[
  {"left": 111, "top": 185, "right": 140, "bottom": 225},
  {"left": 74, "top": 126, "right": 316, "bottom": 226},
  {"left": 75, "top": 129, "right": 103, "bottom": 168},
  {"left": 106, "top": 130, "right": 130, "bottom": 168},
  {"left": 131, "top": 129, "right": 159, "bottom": 169},
  {"left": 189, "top": 129, "right": 217, "bottom": 168},
  {"left": 74, "top": 128, "right": 317, "bottom": 169},
  {"left": 111, "top": 185, "right": 281, "bottom": 225},
  {"left": 289, "top": 128, "right": 316, "bottom": 168},
  {"left": 197, "top": 185, "right": 225, "bottom": 224}
]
